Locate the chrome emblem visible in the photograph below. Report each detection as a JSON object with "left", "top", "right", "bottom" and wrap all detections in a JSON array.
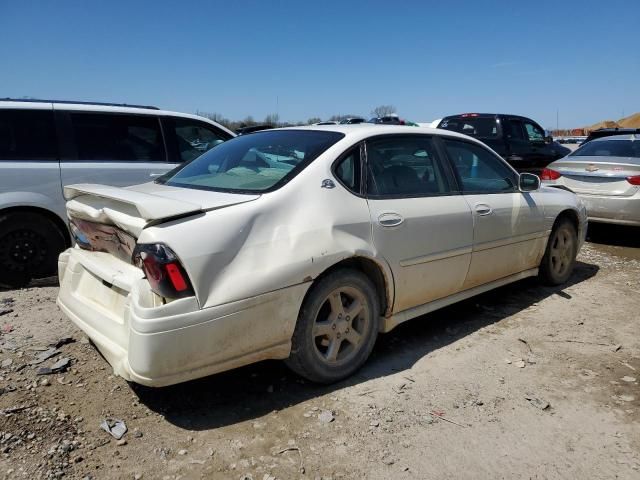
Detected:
[{"left": 585, "top": 165, "right": 599, "bottom": 172}]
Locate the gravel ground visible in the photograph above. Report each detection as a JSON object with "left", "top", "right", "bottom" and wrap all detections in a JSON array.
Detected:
[{"left": 1, "top": 224, "right": 639, "bottom": 480}]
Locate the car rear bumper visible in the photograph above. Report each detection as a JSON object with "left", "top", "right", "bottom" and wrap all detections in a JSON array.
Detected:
[
  {"left": 577, "top": 193, "right": 640, "bottom": 226},
  {"left": 57, "top": 248, "right": 309, "bottom": 387}
]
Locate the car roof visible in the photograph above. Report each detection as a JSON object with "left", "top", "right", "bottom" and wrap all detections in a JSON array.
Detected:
[
  {"left": 589, "top": 134, "right": 638, "bottom": 142},
  {"left": 271, "top": 124, "right": 486, "bottom": 144},
  {"left": 0, "top": 98, "right": 235, "bottom": 136}
]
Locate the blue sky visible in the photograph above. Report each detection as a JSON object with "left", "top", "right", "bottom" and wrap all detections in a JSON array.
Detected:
[{"left": 1, "top": 0, "right": 638, "bottom": 128}]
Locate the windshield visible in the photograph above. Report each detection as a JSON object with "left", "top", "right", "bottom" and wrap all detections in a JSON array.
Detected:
[
  {"left": 160, "top": 130, "right": 344, "bottom": 193},
  {"left": 571, "top": 139, "right": 640, "bottom": 158},
  {"left": 438, "top": 117, "right": 498, "bottom": 138}
]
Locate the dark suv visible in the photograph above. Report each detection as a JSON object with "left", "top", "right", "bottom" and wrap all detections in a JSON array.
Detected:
[{"left": 437, "top": 113, "right": 570, "bottom": 174}]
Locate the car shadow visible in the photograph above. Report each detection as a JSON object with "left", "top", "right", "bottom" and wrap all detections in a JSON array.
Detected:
[
  {"left": 132, "top": 260, "right": 599, "bottom": 431},
  {"left": 586, "top": 223, "right": 640, "bottom": 249},
  {"left": 0, "top": 276, "right": 59, "bottom": 292}
]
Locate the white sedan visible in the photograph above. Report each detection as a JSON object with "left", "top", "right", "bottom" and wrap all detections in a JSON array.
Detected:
[{"left": 57, "top": 125, "right": 587, "bottom": 386}]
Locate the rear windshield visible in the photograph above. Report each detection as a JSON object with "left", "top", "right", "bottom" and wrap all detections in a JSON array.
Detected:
[
  {"left": 438, "top": 117, "right": 498, "bottom": 138},
  {"left": 160, "top": 130, "right": 344, "bottom": 193},
  {"left": 571, "top": 139, "right": 640, "bottom": 158}
]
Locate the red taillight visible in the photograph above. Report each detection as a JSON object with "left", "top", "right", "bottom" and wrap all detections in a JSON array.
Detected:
[
  {"left": 540, "top": 168, "right": 562, "bottom": 180},
  {"left": 627, "top": 175, "right": 640, "bottom": 185},
  {"left": 133, "top": 244, "right": 194, "bottom": 299}
]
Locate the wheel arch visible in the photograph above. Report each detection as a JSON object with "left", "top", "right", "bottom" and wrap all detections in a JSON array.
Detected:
[
  {"left": 554, "top": 208, "right": 580, "bottom": 233},
  {"left": 307, "top": 256, "right": 393, "bottom": 318},
  {"left": 0, "top": 205, "right": 71, "bottom": 248}
]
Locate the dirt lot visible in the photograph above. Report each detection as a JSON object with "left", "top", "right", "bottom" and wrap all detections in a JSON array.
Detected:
[{"left": 1, "top": 224, "right": 639, "bottom": 480}]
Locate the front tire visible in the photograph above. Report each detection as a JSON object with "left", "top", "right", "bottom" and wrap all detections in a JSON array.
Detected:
[
  {"left": 0, "top": 212, "right": 67, "bottom": 288},
  {"left": 286, "top": 269, "right": 380, "bottom": 384},
  {"left": 539, "top": 217, "right": 578, "bottom": 286}
]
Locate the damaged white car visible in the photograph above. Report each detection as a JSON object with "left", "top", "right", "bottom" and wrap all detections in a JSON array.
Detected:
[{"left": 57, "top": 125, "right": 587, "bottom": 386}]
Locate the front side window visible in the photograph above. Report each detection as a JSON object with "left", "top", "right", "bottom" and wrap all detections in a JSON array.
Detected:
[
  {"left": 443, "top": 139, "right": 518, "bottom": 193},
  {"left": 70, "top": 113, "right": 164, "bottom": 161},
  {"left": 173, "top": 118, "right": 229, "bottom": 163},
  {"left": 366, "top": 136, "right": 450, "bottom": 197},
  {"left": 161, "top": 130, "right": 344, "bottom": 193},
  {"left": 524, "top": 121, "right": 544, "bottom": 142},
  {"left": 0, "top": 109, "right": 58, "bottom": 160}
]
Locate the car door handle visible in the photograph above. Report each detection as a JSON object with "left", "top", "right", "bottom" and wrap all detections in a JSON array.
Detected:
[
  {"left": 474, "top": 204, "right": 493, "bottom": 216},
  {"left": 149, "top": 173, "right": 164, "bottom": 178},
  {"left": 378, "top": 212, "right": 404, "bottom": 227}
]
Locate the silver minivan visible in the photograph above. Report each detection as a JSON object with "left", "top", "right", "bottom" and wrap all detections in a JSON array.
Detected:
[{"left": 0, "top": 99, "right": 234, "bottom": 287}]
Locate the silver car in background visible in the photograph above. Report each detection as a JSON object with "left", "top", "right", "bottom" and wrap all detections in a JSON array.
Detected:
[{"left": 541, "top": 134, "right": 640, "bottom": 226}]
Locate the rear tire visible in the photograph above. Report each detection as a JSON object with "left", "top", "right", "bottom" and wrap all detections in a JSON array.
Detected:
[
  {"left": 0, "top": 212, "right": 67, "bottom": 288},
  {"left": 539, "top": 217, "right": 578, "bottom": 286},
  {"left": 285, "top": 269, "right": 380, "bottom": 384}
]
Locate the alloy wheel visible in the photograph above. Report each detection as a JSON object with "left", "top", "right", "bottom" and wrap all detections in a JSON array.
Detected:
[
  {"left": 550, "top": 226, "right": 574, "bottom": 277},
  {"left": 312, "top": 286, "right": 371, "bottom": 366}
]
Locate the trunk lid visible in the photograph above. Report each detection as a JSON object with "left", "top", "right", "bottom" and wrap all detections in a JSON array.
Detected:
[
  {"left": 550, "top": 156, "right": 640, "bottom": 196},
  {"left": 65, "top": 183, "right": 260, "bottom": 237}
]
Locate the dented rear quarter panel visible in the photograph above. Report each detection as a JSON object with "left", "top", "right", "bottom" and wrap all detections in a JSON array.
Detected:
[{"left": 138, "top": 137, "right": 395, "bottom": 311}]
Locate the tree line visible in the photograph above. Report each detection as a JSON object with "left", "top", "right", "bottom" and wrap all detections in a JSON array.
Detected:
[{"left": 195, "top": 105, "right": 397, "bottom": 131}]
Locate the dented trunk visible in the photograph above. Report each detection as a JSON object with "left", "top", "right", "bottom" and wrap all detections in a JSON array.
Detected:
[{"left": 65, "top": 183, "right": 260, "bottom": 236}]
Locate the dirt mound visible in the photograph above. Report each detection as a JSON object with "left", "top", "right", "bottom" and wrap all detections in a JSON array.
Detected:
[
  {"left": 586, "top": 120, "right": 620, "bottom": 130},
  {"left": 618, "top": 112, "right": 640, "bottom": 128}
]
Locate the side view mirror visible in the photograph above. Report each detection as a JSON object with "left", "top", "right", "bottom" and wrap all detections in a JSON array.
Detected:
[
  {"left": 519, "top": 173, "right": 540, "bottom": 192},
  {"left": 544, "top": 136, "right": 553, "bottom": 144}
]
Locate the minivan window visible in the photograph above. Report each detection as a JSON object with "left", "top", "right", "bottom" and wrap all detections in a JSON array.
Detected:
[
  {"left": 162, "top": 130, "right": 344, "bottom": 193},
  {"left": 0, "top": 110, "right": 58, "bottom": 160},
  {"left": 173, "top": 118, "right": 228, "bottom": 162},
  {"left": 70, "top": 113, "right": 165, "bottom": 161},
  {"left": 438, "top": 117, "right": 498, "bottom": 138}
]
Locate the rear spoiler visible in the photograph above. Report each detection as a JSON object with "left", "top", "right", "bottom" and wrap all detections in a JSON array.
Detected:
[{"left": 64, "top": 184, "right": 203, "bottom": 221}]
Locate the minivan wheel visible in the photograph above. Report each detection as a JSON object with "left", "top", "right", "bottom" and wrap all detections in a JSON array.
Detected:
[
  {"left": 539, "top": 217, "right": 578, "bottom": 286},
  {"left": 286, "top": 269, "right": 380, "bottom": 384},
  {"left": 0, "top": 212, "right": 66, "bottom": 288}
]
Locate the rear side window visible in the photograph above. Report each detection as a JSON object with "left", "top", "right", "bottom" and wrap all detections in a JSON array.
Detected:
[
  {"left": 172, "top": 118, "right": 229, "bottom": 163},
  {"left": 70, "top": 113, "right": 165, "bottom": 161},
  {"left": 443, "top": 139, "right": 518, "bottom": 193},
  {"left": 334, "top": 147, "right": 361, "bottom": 194},
  {"left": 366, "top": 136, "right": 450, "bottom": 197},
  {"left": 0, "top": 109, "right": 58, "bottom": 160}
]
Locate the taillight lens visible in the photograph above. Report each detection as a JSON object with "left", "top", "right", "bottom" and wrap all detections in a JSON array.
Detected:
[
  {"left": 540, "top": 168, "right": 562, "bottom": 180},
  {"left": 132, "top": 244, "right": 194, "bottom": 299},
  {"left": 627, "top": 175, "right": 640, "bottom": 185}
]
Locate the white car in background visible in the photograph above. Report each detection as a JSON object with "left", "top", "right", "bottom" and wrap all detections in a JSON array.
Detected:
[
  {"left": 57, "top": 125, "right": 587, "bottom": 387},
  {"left": 0, "top": 99, "right": 234, "bottom": 287}
]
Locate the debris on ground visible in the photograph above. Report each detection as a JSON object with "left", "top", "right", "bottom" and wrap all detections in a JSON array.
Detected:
[
  {"left": 49, "top": 337, "right": 76, "bottom": 348},
  {"left": 0, "top": 309, "right": 14, "bottom": 317},
  {"left": 36, "top": 357, "right": 71, "bottom": 375},
  {"left": 28, "top": 347, "right": 60, "bottom": 365},
  {"left": 525, "top": 394, "right": 550, "bottom": 410},
  {"left": 318, "top": 410, "right": 334, "bottom": 423},
  {"left": 100, "top": 418, "right": 128, "bottom": 440}
]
